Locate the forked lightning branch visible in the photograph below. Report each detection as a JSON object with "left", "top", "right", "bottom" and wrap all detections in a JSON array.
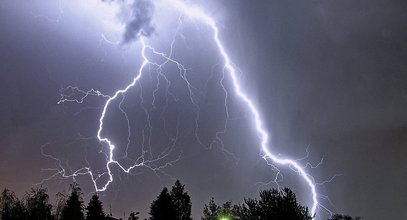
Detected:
[{"left": 52, "top": 0, "right": 321, "bottom": 217}]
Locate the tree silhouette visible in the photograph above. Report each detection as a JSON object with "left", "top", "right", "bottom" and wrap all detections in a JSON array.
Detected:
[
  {"left": 86, "top": 194, "right": 106, "bottom": 220},
  {"left": 0, "top": 188, "right": 26, "bottom": 220},
  {"left": 149, "top": 187, "right": 176, "bottom": 220},
  {"left": 10, "top": 199, "right": 26, "bottom": 220},
  {"left": 0, "top": 189, "right": 17, "bottom": 220},
  {"left": 328, "top": 214, "right": 362, "bottom": 220},
  {"left": 170, "top": 180, "right": 192, "bottom": 220},
  {"left": 25, "top": 187, "right": 53, "bottom": 220},
  {"left": 202, "top": 198, "right": 219, "bottom": 220},
  {"left": 236, "top": 187, "right": 312, "bottom": 220},
  {"left": 203, "top": 187, "right": 312, "bottom": 220},
  {"left": 61, "top": 183, "right": 85, "bottom": 220},
  {"left": 0, "top": 184, "right": 363, "bottom": 220},
  {"left": 234, "top": 197, "right": 260, "bottom": 220},
  {"left": 53, "top": 191, "right": 67, "bottom": 220},
  {"left": 128, "top": 211, "right": 140, "bottom": 220},
  {"left": 148, "top": 180, "right": 192, "bottom": 220},
  {"left": 202, "top": 198, "right": 238, "bottom": 220}
]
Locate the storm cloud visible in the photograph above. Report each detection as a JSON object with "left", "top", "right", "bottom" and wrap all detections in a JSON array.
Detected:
[{"left": 122, "top": 0, "right": 155, "bottom": 43}]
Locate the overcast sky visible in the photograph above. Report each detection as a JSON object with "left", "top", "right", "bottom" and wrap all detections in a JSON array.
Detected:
[{"left": 0, "top": 1, "right": 406, "bottom": 219}]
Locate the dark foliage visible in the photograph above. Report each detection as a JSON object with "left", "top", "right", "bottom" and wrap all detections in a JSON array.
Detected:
[
  {"left": 61, "top": 183, "right": 85, "bottom": 220},
  {"left": 86, "top": 194, "right": 106, "bottom": 220},
  {"left": 202, "top": 198, "right": 238, "bottom": 220},
  {"left": 148, "top": 180, "right": 192, "bottom": 220},
  {"left": 170, "top": 180, "right": 192, "bottom": 220},
  {"left": 128, "top": 211, "right": 140, "bottom": 220},
  {"left": 244, "top": 187, "right": 312, "bottom": 220},
  {"left": 25, "top": 187, "right": 53, "bottom": 220},
  {"left": 203, "top": 187, "right": 312, "bottom": 220},
  {"left": 53, "top": 191, "right": 67, "bottom": 220},
  {"left": 0, "top": 183, "right": 361, "bottom": 220},
  {"left": 149, "top": 187, "right": 176, "bottom": 220},
  {"left": 328, "top": 214, "right": 362, "bottom": 220},
  {"left": 0, "top": 189, "right": 26, "bottom": 220}
]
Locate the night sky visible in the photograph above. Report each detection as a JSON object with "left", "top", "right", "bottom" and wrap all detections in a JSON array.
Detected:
[{"left": 1, "top": 1, "right": 406, "bottom": 220}]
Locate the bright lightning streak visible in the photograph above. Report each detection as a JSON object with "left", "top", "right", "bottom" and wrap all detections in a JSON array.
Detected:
[
  {"left": 93, "top": 38, "right": 148, "bottom": 191},
  {"left": 167, "top": 0, "right": 319, "bottom": 215},
  {"left": 54, "top": 36, "right": 185, "bottom": 190},
  {"left": 49, "top": 0, "right": 321, "bottom": 217}
]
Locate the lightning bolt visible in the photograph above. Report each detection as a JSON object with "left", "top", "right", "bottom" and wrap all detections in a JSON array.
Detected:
[
  {"left": 44, "top": 0, "right": 325, "bottom": 217},
  {"left": 167, "top": 0, "right": 319, "bottom": 215}
]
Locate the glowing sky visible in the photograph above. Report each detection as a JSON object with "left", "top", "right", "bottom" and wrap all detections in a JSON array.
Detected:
[{"left": 0, "top": 1, "right": 406, "bottom": 219}]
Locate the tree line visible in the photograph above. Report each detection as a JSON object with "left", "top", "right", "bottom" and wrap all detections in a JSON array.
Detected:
[{"left": 0, "top": 180, "right": 360, "bottom": 220}]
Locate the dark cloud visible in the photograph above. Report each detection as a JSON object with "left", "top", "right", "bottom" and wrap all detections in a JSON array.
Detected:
[
  {"left": 102, "top": 0, "right": 155, "bottom": 42},
  {"left": 122, "top": 0, "right": 155, "bottom": 43}
]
